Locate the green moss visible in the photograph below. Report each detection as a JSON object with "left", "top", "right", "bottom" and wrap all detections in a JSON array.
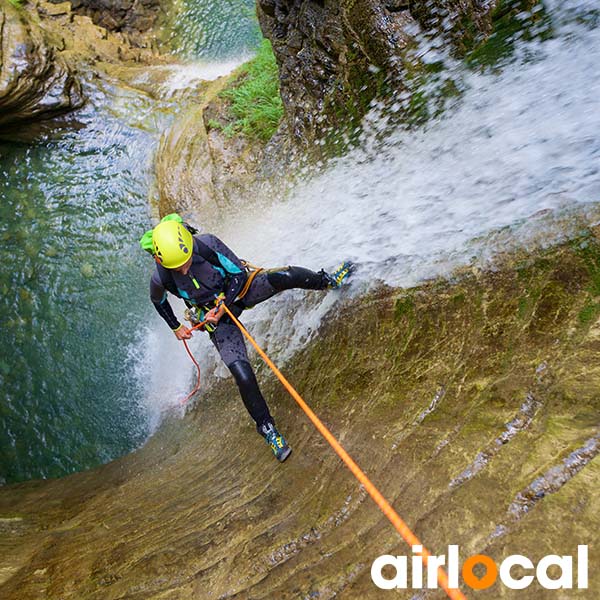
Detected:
[
  {"left": 320, "top": 47, "right": 390, "bottom": 156},
  {"left": 321, "top": 2, "right": 553, "bottom": 152},
  {"left": 572, "top": 237, "right": 600, "bottom": 296},
  {"left": 578, "top": 302, "right": 600, "bottom": 325},
  {"left": 517, "top": 297, "right": 529, "bottom": 319},
  {"left": 390, "top": 46, "right": 465, "bottom": 130},
  {"left": 451, "top": 292, "right": 466, "bottom": 306},
  {"left": 394, "top": 296, "right": 415, "bottom": 321},
  {"left": 219, "top": 39, "right": 283, "bottom": 142},
  {"left": 454, "top": 11, "right": 484, "bottom": 56},
  {"left": 405, "top": 88, "right": 430, "bottom": 126},
  {"left": 467, "top": 0, "right": 553, "bottom": 68}
]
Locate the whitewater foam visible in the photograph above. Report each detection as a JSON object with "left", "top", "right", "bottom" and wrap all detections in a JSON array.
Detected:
[{"left": 144, "top": 2, "right": 600, "bottom": 420}]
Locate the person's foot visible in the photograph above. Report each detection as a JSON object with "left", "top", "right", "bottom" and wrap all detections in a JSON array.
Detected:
[
  {"left": 259, "top": 422, "right": 292, "bottom": 462},
  {"left": 325, "top": 261, "right": 355, "bottom": 289}
]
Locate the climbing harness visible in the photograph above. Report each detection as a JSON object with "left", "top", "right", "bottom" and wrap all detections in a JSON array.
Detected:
[
  {"left": 238, "top": 260, "right": 264, "bottom": 301},
  {"left": 176, "top": 293, "right": 225, "bottom": 406},
  {"left": 219, "top": 303, "right": 467, "bottom": 600}
]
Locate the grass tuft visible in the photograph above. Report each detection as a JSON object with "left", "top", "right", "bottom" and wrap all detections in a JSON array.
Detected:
[{"left": 219, "top": 39, "right": 284, "bottom": 142}]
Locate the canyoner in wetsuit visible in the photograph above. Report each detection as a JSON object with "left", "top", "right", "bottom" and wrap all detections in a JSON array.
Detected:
[{"left": 140, "top": 214, "right": 354, "bottom": 462}]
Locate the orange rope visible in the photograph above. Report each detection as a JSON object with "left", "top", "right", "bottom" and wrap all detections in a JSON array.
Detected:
[
  {"left": 176, "top": 319, "right": 209, "bottom": 407},
  {"left": 180, "top": 339, "right": 201, "bottom": 405},
  {"left": 221, "top": 304, "right": 466, "bottom": 600}
]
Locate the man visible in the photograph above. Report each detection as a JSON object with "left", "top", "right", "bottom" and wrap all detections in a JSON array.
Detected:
[{"left": 141, "top": 215, "right": 353, "bottom": 462}]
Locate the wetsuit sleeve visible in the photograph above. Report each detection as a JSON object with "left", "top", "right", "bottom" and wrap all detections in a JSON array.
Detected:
[
  {"left": 201, "top": 234, "right": 247, "bottom": 307},
  {"left": 150, "top": 271, "right": 181, "bottom": 330}
]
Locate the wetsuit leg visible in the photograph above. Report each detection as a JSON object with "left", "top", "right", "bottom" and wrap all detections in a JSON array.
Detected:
[
  {"left": 241, "top": 267, "right": 329, "bottom": 307},
  {"left": 267, "top": 266, "right": 329, "bottom": 292},
  {"left": 209, "top": 266, "right": 328, "bottom": 429},
  {"left": 209, "top": 318, "right": 249, "bottom": 366},
  {"left": 228, "top": 360, "right": 273, "bottom": 430},
  {"left": 210, "top": 319, "right": 273, "bottom": 430}
]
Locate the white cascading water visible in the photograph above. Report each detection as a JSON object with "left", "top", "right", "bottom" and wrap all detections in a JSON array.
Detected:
[{"left": 140, "top": 0, "right": 600, "bottom": 422}]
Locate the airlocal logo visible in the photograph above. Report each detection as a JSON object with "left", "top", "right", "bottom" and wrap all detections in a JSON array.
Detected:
[{"left": 371, "top": 545, "right": 588, "bottom": 591}]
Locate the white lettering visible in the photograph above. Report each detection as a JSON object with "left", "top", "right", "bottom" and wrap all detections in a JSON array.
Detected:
[
  {"left": 448, "top": 545, "right": 460, "bottom": 588},
  {"left": 578, "top": 545, "right": 588, "bottom": 588},
  {"left": 537, "top": 555, "right": 573, "bottom": 589},
  {"left": 371, "top": 555, "right": 408, "bottom": 589},
  {"left": 412, "top": 545, "right": 423, "bottom": 589},
  {"left": 371, "top": 545, "right": 588, "bottom": 592},
  {"left": 499, "top": 555, "right": 534, "bottom": 590},
  {"left": 426, "top": 554, "right": 445, "bottom": 588}
]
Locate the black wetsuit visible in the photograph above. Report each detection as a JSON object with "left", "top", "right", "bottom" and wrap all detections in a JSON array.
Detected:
[{"left": 150, "top": 233, "right": 330, "bottom": 431}]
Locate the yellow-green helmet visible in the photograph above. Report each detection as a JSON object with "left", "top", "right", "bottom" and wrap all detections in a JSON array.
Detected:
[{"left": 152, "top": 220, "right": 193, "bottom": 269}]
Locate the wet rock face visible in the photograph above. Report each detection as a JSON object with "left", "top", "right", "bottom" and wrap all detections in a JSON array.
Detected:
[
  {"left": 55, "top": 0, "right": 162, "bottom": 35},
  {"left": 1, "top": 235, "right": 600, "bottom": 598},
  {"left": 155, "top": 77, "right": 272, "bottom": 224},
  {"left": 256, "top": 0, "right": 494, "bottom": 144},
  {"left": 0, "top": 1, "right": 85, "bottom": 129}
]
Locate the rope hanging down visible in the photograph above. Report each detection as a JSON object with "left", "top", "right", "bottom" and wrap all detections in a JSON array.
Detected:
[
  {"left": 180, "top": 339, "right": 201, "bottom": 405},
  {"left": 178, "top": 318, "right": 210, "bottom": 406},
  {"left": 220, "top": 303, "right": 467, "bottom": 600}
]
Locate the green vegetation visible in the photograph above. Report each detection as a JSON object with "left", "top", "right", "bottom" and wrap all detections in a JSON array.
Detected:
[
  {"left": 572, "top": 237, "right": 600, "bottom": 296},
  {"left": 323, "top": 46, "right": 389, "bottom": 144},
  {"left": 569, "top": 235, "right": 600, "bottom": 324},
  {"left": 466, "top": 0, "right": 553, "bottom": 68},
  {"left": 323, "top": 1, "right": 553, "bottom": 151},
  {"left": 395, "top": 296, "right": 415, "bottom": 319},
  {"left": 393, "top": 1, "right": 553, "bottom": 133},
  {"left": 578, "top": 301, "right": 600, "bottom": 324},
  {"left": 8, "top": 0, "right": 24, "bottom": 7},
  {"left": 218, "top": 39, "right": 283, "bottom": 142}
]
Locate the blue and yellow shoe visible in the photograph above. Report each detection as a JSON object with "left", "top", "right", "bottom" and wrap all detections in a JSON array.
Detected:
[
  {"left": 325, "top": 261, "right": 355, "bottom": 289},
  {"left": 259, "top": 422, "right": 292, "bottom": 462}
]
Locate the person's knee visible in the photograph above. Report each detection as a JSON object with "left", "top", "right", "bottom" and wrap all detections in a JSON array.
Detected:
[
  {"left": 228, "top": 360, "right": 272, "bottom": 428},
  {"left": 228, "top": 360, "right": 257, "bottom": 387},
  {"left": 266, "top": 266, "right": 293, "bottom": 291},
  {"left": 267, "top": 266, "right": 326, "bottom": 291}
]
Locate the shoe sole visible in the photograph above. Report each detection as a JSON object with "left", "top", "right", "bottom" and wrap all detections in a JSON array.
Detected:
[
  {"left": 277, "top": 446, "right": 292, "bottom": 462},
  {"left": 333, "top": 261, "right": 356, "bottom": 287}
]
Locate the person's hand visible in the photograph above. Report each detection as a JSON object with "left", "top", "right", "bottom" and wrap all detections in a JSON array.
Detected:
[
  {"left": 205, "top": 304, "right": 225, "bottom": 325},
  {"left": 174, "top": 324, "right": 193, "bottom": 340}
]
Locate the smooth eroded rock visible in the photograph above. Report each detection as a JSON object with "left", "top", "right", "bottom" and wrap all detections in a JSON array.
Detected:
[
  {"left": 0, "top": 0, "right": 85, "bottom": 129},
  {"left": 0, "top": 235, "right": 599, "bottom": 598}
]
